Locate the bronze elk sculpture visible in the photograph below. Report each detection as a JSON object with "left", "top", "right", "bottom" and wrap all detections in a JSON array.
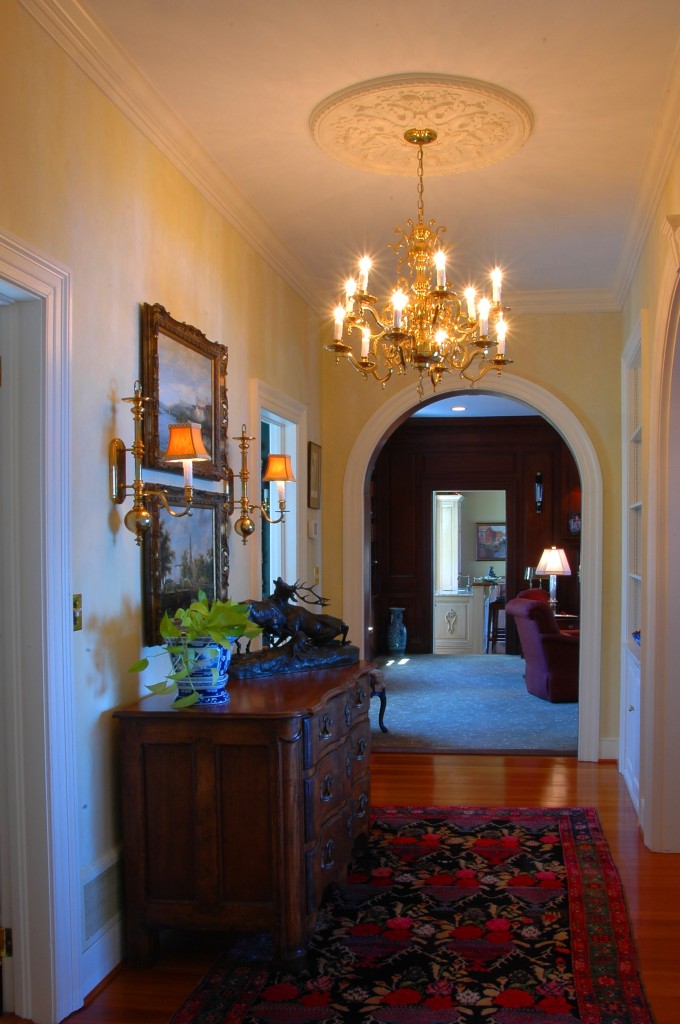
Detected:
[{"left": 244, "top": 577, "right": 349, "bottom": 653}]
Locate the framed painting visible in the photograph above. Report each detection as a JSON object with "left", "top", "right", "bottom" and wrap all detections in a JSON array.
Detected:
[
  {"left": 308, "top": 442, "right": 321, "bottom": 509},
  {"left": 143, "top": 486, "right": 229, "bottom": 646},
  {"left": 141, "top": 302, "right": 228, "bottom": 480},
  {"left": 475, "top": 522, "right": 507, "bottom": 561}
]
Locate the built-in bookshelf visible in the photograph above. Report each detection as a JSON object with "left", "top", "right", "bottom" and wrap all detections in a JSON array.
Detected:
[
  {"left": 626, "top": 361, "right": 642, "bottom": 658},
  {"left": 620, "top": 333, "right": 642, "bottom": 810}
]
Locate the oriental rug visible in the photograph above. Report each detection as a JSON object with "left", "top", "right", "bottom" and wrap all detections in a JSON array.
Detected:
[{"left": 169, "top": 806, "right": 653, "bottom": 1023}]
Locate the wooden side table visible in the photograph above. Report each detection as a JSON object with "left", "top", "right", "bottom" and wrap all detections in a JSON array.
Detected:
[{"left": 113, "top": 662, "right": 373, "bottom": 963}]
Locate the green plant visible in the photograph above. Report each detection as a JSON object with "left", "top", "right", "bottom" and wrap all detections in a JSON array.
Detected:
[{"left": 129, "top": 592, "right": 262, "bottom": 707}]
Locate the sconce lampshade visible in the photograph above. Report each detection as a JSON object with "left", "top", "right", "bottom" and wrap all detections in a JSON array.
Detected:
[
  {"left": 262, "top": 454, "right": 296, "bottom": 483},
  {"left": 535, "top": 546, "right": 571, "bottom": 576},
  {"left": 163, "top": 423, "right": 210, "bottom": 463}
]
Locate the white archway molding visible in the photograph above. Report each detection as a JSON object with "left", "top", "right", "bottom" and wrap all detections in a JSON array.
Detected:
[
  {"left": 343, "top": 376, "right": 603, "bottom": 762},
  {"left": 642, "top": 225, "right": 680, "bottom": 851}
]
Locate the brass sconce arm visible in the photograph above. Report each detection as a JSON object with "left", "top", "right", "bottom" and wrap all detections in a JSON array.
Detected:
[
  {"left": 224, "top": 425, "right": 295, "bottom": 544},
  {"left": 109, "top": 381, "right": 208, "bottom": 545}
]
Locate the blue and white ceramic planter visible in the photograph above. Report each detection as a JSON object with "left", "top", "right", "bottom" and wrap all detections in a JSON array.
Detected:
[
  {"left": 387, "top": 607, "right": 407, "bottom": 654},
  {"left": 170, "top": 637, "right": 233, "bottom": 705}
]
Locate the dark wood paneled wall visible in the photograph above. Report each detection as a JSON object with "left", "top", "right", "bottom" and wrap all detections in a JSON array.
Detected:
[{"left": 369, "top": 416, "right": 581, "bottom": 656}]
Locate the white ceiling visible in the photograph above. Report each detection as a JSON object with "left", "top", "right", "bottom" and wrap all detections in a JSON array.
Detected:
[{"left": 34, "top": 0, "right": 680, "bottom": 316}]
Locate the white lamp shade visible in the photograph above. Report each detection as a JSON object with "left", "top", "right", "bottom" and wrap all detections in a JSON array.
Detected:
[{"left": 535, "top": 546, "right": 571, "bottom": 576}]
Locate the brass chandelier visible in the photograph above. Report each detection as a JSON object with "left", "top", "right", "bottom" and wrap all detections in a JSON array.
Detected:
[{"left": 327, "top": 128, "right": 512, "bottom": 398}]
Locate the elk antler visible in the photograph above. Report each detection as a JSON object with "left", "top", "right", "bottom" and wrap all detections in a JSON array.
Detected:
[{"left": 296, "top": 582, "right": 330, "bottom": 607}]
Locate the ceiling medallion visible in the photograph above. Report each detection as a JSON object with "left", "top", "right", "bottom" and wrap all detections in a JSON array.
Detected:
[{"left": 310, "top": 73, "right": 533, "bottom": 176}]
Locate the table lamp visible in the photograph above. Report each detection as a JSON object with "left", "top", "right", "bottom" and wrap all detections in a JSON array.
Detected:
[{"left": 535, "top": 546, "right": 571, "bottom": 609}]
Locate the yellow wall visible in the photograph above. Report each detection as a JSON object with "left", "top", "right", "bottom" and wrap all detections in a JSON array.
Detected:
[{"left": 1, "top": 2, "right": 318, "bottom": 872}]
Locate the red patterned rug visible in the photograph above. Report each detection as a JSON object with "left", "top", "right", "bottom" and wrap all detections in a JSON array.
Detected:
[{"left": 170, "top": 806, "right": 653, "bottom": 1023}]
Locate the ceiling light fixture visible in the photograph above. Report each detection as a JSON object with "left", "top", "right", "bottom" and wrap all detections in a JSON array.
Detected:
[{"left": 327, "top": 128, "right": 512, "bottom": 399}]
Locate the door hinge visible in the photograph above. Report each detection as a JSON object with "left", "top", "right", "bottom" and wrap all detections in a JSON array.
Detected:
[{"left": 0, "top": 927, "right": 13, "bottom": 958}]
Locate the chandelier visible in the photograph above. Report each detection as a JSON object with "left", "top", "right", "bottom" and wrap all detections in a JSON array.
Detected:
[{"left": 326, "top": 128, "right": 512, "bottom": 398}]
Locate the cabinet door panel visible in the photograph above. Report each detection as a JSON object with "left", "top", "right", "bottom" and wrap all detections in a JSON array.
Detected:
[
  {"left": 143, "top": 743, "right": 199, "bottom": 901},
  {"left": 216, "top": 744, "right": 275, "bottom": 902}
]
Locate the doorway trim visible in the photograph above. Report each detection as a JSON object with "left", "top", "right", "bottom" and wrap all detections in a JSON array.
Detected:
[
  {"left": 642, "top": 218, "right": 680, "bottom": 850},
  {"left": 343, "top": 377, "right": 602, "bottom": 762},
  {"left": 0, "top": 230, "right": 79, "bottom": 1022}
]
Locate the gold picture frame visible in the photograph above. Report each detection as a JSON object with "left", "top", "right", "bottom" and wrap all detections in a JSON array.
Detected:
[
  {"left": 308, "top": 442, "right": 321, "bottom": 509},
  {"left": 143, "top": 486, "right": 229, "bottom": 646},
  {"left": 141, "top": 302, "right": 228, "bottom": 480}
]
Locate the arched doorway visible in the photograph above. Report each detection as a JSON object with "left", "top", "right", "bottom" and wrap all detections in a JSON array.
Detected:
[{"left": 343, "top": 377, "right": 602, "bottom": 762}]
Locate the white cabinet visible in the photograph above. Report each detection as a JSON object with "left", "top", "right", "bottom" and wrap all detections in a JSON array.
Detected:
[
  {"left": 620, "top": 647, "right": 641, "bottom": 810},
  {"left": 433, "top": 588, "right": 485, "bottom": 654}
]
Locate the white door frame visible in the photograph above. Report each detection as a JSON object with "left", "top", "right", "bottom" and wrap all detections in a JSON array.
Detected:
[
  {"left": 642, "top": 217, "right": 680, "bottom": 850},
  {"left": 249, "top": 380, "right": 307, "bottom": 598},
  {"left": 0, "top": 230, "right": 80, "bottom": 1023},
  {"left": 342, "top": 376, "right": 603, "bottom": 762}
]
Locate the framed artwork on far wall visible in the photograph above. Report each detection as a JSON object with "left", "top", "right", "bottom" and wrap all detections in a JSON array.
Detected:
[
  {"left": 475, "top": 522, "right": 507, "bottom": 561},
  {"left": 308, "top": 442, "right": 321, "bottom": 509},
  {"left": 141, "top": 302, "right": 228, "bottom": 480},
  {"left": 143, "top": 486, "right": 229, "bottom": 646}
]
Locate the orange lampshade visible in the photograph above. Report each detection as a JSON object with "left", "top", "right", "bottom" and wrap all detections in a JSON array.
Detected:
[
  {"left": 163, "top": 423, "right": 209, "bottom": 462},
  {"left": 536, "top": 546, "right": 571, "bottom": 576},
  {"left": 262, "top": 454, "right": 296, "bottom": 483}
]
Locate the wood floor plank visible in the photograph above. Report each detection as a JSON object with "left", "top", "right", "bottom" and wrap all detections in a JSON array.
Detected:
[{"left": 2, "top": 754, "right": 678, "bottom": 1023}]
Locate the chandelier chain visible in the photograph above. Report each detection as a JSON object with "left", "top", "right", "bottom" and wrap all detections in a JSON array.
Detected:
[{"left": 416, "top": 143, "right": 425, "bottom": 224}]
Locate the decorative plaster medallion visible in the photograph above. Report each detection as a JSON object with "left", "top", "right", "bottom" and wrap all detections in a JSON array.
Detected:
[{"left": 310, "top": 73, "right": 533, "bottom": 176}]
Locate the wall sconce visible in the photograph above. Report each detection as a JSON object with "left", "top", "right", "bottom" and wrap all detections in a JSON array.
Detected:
[
  {"left": 109, "top": 380, "right": 209, "bottom": 544},
  {"left": 535, "top": 546, "right": 571, "bottom": 609},
  {"left": 225, "top": 425, "right": 296, "bottom": 544},
  {"left": 534, "top": 472, "right": 543, "bottom": 513}
]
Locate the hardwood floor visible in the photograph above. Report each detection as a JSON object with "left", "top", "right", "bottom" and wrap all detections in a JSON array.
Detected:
[{"left": 3, "top": 754, "right": 678, "bottom": 1023}]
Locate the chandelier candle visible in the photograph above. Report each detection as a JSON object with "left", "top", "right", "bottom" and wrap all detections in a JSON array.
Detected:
[{"left": 327, "top": 127, "right": 513, "bottom": 398}]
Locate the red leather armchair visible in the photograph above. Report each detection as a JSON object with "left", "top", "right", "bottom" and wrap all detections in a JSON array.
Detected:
[{"left": 505, "top": 595, "right": 579, "bottom": 702}]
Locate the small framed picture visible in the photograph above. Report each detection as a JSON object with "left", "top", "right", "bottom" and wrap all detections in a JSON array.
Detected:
[
  {"left": 475, "top": 522, "right": 507, "bottom": 561},
  {"left": 141, "top": 302, "right": 228, "bottom": 480},
  {"left": 308, "top": 442, "right": 321, "bottom": 509},
  {"left": 143, "top": 486, "right": 229, "bottom": 646}
]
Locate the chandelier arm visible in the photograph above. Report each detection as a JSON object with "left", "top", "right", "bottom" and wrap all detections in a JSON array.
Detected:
[{"left": 352, "top": 307, "right": 391, "bottom": 333}]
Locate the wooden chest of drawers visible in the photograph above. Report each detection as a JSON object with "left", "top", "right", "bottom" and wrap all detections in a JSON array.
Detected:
[{"left": 113, "top": 662, "right": 373, "bottom": 962}]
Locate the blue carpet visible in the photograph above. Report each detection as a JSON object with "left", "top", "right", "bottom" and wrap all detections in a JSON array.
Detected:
[{"left": 370, "top": 654, "right": 578, "bottom": 754}]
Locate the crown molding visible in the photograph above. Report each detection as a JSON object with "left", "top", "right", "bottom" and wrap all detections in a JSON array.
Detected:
[
  {"left": 18, "top": 0, "right": 322, "bottom": 310},
  {"left": 17, "top": 0, "right": 679, "bottom": 319},
  {"left": 612, "top": 45, "right": 680, "bottom": 305}
]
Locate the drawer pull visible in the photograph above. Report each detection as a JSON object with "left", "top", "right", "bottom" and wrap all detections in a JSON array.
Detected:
[
  {"left": 344, "top": 703, "right": 352, "bottom": 727},
  {"left": 322, "top": 839, "right": 335, "bottom": 870},
  {"left": 356, "top": 685, "right": 366, "bottom": 706},
  {"left": 345, "top": 753, "right": 353, "bottom": 777},
  {"left": 346, "top": 814, "right": 354, "bottom": 837},
  {"left": 356, "top": 737, "right": 367, "bottom": 760},
  {"left": 319, "top": 713, "right": 334, "bottom": 739},
  {"left": 356, "top": 792, "right": 368, "bottom": 818},
  {"left": 320, "top": 773, "right": 334, "bottom": 802}
]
